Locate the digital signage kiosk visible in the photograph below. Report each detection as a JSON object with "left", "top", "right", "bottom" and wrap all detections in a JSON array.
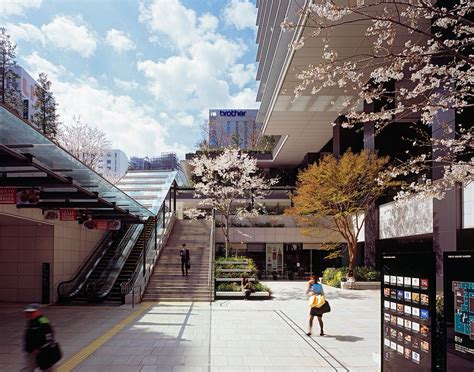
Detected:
[
  {"left": 444, "top": 251, "right": 474, "bottom": 371},
  {"left": 382, "top": 252, "right": 435, "bottom": 371}
]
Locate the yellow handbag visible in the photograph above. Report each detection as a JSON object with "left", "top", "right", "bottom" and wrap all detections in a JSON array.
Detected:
[{"left": 309, "top": 294, "right": 326, "bottom": 308}]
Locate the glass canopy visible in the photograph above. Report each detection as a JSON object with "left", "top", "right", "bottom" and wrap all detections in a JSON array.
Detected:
[
  {"left": 0, "top": 106, "right": 154, "bottom": 219},
  {"left": 117, "top": 170, "right": 176, "bottom": 214}
]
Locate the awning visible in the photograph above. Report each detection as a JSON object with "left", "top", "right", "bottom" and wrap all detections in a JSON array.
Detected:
[{"left": 0, "top": 105, "right": 153, "bottom": 222}]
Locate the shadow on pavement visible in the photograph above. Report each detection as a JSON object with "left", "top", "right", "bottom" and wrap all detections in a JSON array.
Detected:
[{"left": 324, "top": 334, "right": 364, "bottom": 342}]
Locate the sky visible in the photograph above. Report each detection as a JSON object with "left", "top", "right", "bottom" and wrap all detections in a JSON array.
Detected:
[{"left": 1, "top": 0, "right": 260, "bottom": 159}]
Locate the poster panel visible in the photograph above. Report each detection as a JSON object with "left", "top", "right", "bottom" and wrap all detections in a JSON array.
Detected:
[
  {"left": 382, "top": 252, "right": 435, "bottom": 372},
  {"left": 0, "top": 188, "right": 16, "bottom": 204},
  {"left": 444, "top": 251, "right": 474, "bottom": 371},
  {"left": 60, "top": 209, "right": 77, "bottom": 221}
]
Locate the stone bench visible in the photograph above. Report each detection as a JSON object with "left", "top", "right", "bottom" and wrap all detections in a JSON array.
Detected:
[
  {"left": 340, "top": 281, "right": 380, "bottom": 290},
  {"left": 215, "top": 291, "right": 271, "bottom": 299}
]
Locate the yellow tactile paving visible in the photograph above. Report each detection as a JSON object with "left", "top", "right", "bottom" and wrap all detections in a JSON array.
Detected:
[{"left": 57, "top": 302, "right": 154, "bottom": 372}]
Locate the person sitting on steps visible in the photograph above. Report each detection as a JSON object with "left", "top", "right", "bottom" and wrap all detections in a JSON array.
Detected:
[{"left": 242, "top": 274, "right": 251, "bottom": 300}]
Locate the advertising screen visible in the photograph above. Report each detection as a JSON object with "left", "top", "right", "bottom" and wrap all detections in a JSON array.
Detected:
[
  {"left": 382, "top": 252, "right": 435, "bottom": 371},
  {"left": 444, "top": 252, "right": 474, "bottom": 371}
]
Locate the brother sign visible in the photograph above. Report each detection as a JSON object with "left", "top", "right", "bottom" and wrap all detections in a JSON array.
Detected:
[{"left": 219, "top": 110, "right": 246, "bottom": 117}]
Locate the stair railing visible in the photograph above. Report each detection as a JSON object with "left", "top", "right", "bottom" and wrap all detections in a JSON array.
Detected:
[
  {"left": 121, "top": 209, "right": 177, "bottom": 304},
  {"left": 208, "top": 208, "right": 216, "bottom": 301},
  {"left": 57, "top": 229, "right": 115, "bottom": 301},
  {"left": 89, "top": 223, "right": 144, "bottom": 300}
]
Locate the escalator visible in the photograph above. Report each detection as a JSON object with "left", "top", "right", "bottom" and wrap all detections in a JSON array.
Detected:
[
  {"left": 106, "top": 218, "right": 156, "bottom": 302},
  {"left": 57, "top": 225, "right": 130, "bottom": 303},
  {"left": 58, "top": 217, "right": 157, "bottom": 304}
]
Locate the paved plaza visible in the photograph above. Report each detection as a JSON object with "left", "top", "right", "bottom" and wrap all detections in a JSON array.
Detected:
[{"left": 0, "top": 282, "right": 380, "bottom": 371}]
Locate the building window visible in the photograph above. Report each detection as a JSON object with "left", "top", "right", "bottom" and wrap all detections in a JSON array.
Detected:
[{"left": 107, "top": 160, "right": 111, "bottom": 164}]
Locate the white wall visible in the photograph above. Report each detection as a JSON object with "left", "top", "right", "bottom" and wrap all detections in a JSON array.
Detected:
[
  {"left": 463, "top": 183, "right": 474, "bottom": 229},
  {"left": 0, "top": 205, "right": 105, "bottom": 302},
  {"left": 379, "top": 198, "right": 433, "bottom": 239}
]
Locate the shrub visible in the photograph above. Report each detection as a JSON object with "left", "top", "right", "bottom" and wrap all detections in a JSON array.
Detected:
[
  {"left": 322, "top": 266, "right": 380, "bottom": 287},
  {"left": 254, "top": 282, "right": 272, "bottom": 294},
  {"left": 216, "top": 283, "right": 241, "bottom": 292}
]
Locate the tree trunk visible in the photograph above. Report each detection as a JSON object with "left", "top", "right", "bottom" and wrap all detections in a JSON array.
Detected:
[
  {"left": 224, "top": 215, "right": 230, "bottom": 258},
  {"left": 348, "top": 241, "right": 357, "bottom": 269}
]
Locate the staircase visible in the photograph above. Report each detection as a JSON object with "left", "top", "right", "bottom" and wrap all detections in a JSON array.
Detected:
[{"left": 143, "top": 219, "right": 212, "bottom": 302}]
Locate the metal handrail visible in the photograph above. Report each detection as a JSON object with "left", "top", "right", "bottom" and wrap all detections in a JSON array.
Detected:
[
  {"left": 90, "top": 223, "right": 144, "bottom": 299},
  {"left": 120, "top": 211, "right": 176, "bottom": 303},
  {"left": 57, "top": 229, "right": 115, "bottom": 300},
  {"left": 120, "top": 218, "right": 157, "bottom": 296},
  {"left": 208, "top": 209, "right": 216, "bottom": 301}
]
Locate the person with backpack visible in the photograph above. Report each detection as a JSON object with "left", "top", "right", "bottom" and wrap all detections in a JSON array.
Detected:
[
  {"left": 22, "top": 304, "right": 61, "bottom": 371},
  {"left": 306, "top": 275, "right": 331, "bottom": 336}
]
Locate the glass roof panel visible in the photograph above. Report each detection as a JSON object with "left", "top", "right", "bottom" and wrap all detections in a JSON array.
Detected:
[{"left": 0, "top": 107, "right": 153, "bottom": 218}]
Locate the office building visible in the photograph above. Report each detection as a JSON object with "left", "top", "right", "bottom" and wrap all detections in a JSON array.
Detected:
[
  {"left": 208, "top": 109, "right": 260, "bottom": 149},
  {"left": 97, "top": 149, "right": 129, "bottom": 179}
]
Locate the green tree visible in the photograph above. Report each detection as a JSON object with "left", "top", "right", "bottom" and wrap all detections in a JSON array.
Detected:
[
  {"left": 0, "top": 27, "right": 22, "bottom": 114},
  {"left": 32, "top": 73, "right": 60, "bottom": 140},
  {"left": 287, "top": 150, "right": 396, "bottom": 269}
]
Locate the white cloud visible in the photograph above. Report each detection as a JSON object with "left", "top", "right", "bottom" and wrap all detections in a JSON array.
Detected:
[
  {"left": 0, "top": 0, "right": 41, "bottom": 16},
  {"left": 139, "top": 0, "right": 219, "bottom": 50},
  {"left": 24, "top": 53, "right": 189, "bottom": 158},
  {"left": 227, "top": 87, "right": 259, "bottom": 108},
  {"left": 105, "top": 29, "right": 135, "bottom": 53},
  {"left": 222, "top": 0, "right": 257, "bottom": 30},
  {"left": 114, "top": 78, "right": 139, "bottom": 90},
  {"left": 5, "top": 23, "right": 45, "bottom": 45},
  {"left": 229, "top": 63, "right": 257, "bottom": 88},
  {"left": 41, "top": 15, "right": 97, "bottom": 57},
  {"left": 26, "top": 51, "right": 66, "bottom": 80},
  {"left": 138, "top": 0, "right": 253, "bottom": 112}
]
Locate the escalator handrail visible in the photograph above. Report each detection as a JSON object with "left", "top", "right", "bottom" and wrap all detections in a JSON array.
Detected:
[
  {"left": 91, "top": 223, "right": 144, "bottom": 299},
  {"left": 57, "top": 229, "right": 115, "bottom": 300},
  {"left": 121, "top": 216, "right": 159, "bottom": 296}
]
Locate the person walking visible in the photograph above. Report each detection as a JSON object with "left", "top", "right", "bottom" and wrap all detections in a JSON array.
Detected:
[
  {"left": 180, "top": 244, "right": 190, "bottom": 276},
  {"left": 306, "top": 275, "right": 330, "bottom": 336},
  {"left": 22, "top": 304, "right": 61, "bottom": 371}
]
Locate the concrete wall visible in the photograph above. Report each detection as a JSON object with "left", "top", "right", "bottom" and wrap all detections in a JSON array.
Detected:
[{"left": 0, "top": 205, "right": 105, "bottom": 303}]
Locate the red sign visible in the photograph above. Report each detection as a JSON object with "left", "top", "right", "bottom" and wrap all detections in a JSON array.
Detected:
[
  {"left": 0, "top": 188, "right": 16, "bottom": 204},
  {"left": 94, "top": 220, "right": 121, "bottom": 230},
  {"left": 60, "top": 209, "right": 77, "bottom": 221},
  {"left": 95, "top": 220, "right": 109, "bottom": 230}
]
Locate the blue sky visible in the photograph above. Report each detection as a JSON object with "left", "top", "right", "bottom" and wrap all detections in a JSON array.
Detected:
[{"left": 1, "top": 0, "right": 259, "bottom": 158}]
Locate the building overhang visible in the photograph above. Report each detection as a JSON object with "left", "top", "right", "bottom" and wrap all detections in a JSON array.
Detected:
[{"left": 0, "top": 106, "right": 152, "bottom": 222}]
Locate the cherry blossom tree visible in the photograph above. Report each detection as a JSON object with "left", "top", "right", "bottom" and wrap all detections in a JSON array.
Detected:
[
  {"left": 58, "top": 115, "right": 111, "bottom": 170},
  {"left": 281, "top": 0, "right": 473, "bottom": 200},
  {"left": 189, "top": 148, "right": 278, "bottom": 257}
]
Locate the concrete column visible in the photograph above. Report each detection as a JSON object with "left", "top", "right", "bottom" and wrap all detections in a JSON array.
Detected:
[
  {"left": 432, "top": 108, "right": 461, "bottom": 289},
  {"left": 363, "top": 101, "right": 378, "bottom": 268}
]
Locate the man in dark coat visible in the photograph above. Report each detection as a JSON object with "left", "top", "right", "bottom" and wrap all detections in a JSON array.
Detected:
[
  {"left": 180, "top": 243, "right": 190, "bottom": 276},
  {"left": 22, "top": 304, "right": 54, "bottom": 371}
]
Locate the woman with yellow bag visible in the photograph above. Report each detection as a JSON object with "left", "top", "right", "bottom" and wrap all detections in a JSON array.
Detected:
[{"left": 306, "top": 275, "right": 331, "bottom": 336}]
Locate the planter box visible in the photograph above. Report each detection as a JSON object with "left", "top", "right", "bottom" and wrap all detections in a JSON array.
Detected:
[
  {"left": 340, "top": 281, "right": 380, "bottom": 290},
  {"left": 218, "top": 268, "right": 252, "bottom": 273},
  {"left": 216, "top": 277, "right": 256, "bottom": 282},
  {"left": 217, "top": 261, "right": 249, "bottom": 265},
  {"left": 215, "top": 291, "right": 270, "bottom": 299}
]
